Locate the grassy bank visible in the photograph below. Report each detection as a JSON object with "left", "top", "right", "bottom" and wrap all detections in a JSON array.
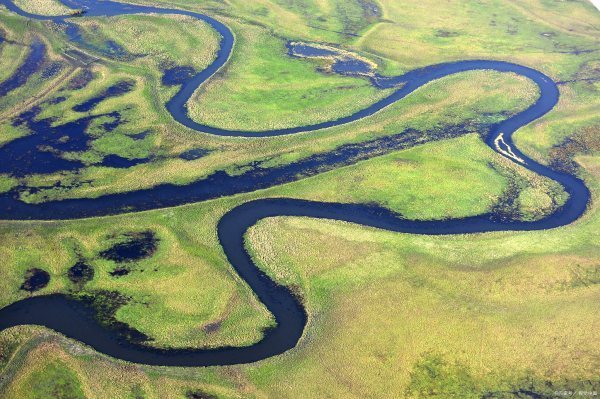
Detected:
[
  {"left": 2, "top": 0, "right": 594, "bottom": 205},
  {"left": 0, "top": 0, "right": 598, "bottom": 397},
  {"left": 187, "top": 19, "right": 392, "bottom": 131},
  {"left": 13, "top": 0, "right": 77, "bottom": 16},
  {"left": 0, "top": 136, "right": 598, "bottom": 397},
  {"left": 17, "top": 69, "right": 539, "bottom": 204},
  {"left": 126, "top": 0, "right": 600, "bottom": 165}
]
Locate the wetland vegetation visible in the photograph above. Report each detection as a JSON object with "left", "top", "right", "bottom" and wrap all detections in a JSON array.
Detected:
[{"left": 0, "top": 0, "right": 598, "bottom": 397}]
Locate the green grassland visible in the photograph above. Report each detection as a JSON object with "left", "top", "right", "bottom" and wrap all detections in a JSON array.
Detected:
[
  {"left": 0, "top": 134, "right": 563, "bottom": 350},
  {"left": 13, "top": 0, "right": 77, "bottom": 16},
  {"left": 0, "top": 31, "right": 29, "bottom": 84},
  {"left": 0, "top": 0, "right": 597, "bottom": 204},
  {"left": 0, "top": 15, "right": 77, "bottom": 122},
  {"left": 0, "top": 134, "right": 598, "bottom": 398},
  {"left": 275, "top": 134, "right": 568, "bottom": 221},
  {"left": 0, "top": 0, "right": 599, "bottom": 397},
  {"left": 19, "top": 69, "right": 540, "bottom": 204},
  {"left": 127, "top": 0, "right": 600, "bottom": 165},
  {"left": 186, "top": 19, "right": 393, "bottom": 131}
]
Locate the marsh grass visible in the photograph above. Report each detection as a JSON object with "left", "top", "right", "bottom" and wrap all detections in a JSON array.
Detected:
[
  {"left": 0, "top": 174, "right": 17, "bottom": 193},
  {"left": 0, "top": 121, "right": 28, "bottom": 147},
  {"left": 244, "top": 175, "right": 600, "bottom": 397},
  {"left": 12, "top": 0, "right": 78, "bottom": 16},
  {"left": 74, "top": 13, "right": 219, "bottom": 72},
  {"left": 0, "top": 0, "right": 598, "bottom": 397},
  {"left": 0, "top": 152, "right": 597, "bottom": 398},
  {"left": 0, "top": 33, "right": 28, "bottom": 83},
  {"left": 0, "top": 139, "right": 597, "bottom": 397},
  {"left": 20, "top": 70, "right": 539, "bottom": 204},
  {"left": 273, "top": 134, "right": 566, "bottom": 221},
  {"left": 187, "top": 19, "right": 393, "bottom": 131}
]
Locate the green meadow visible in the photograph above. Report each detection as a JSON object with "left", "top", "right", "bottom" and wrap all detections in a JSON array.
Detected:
[
  {"left": 0, "top": 0, "right": 599, "bottom": 397},
  {"left": 0, "top": 138, "right": 598, "bottom": 398},
  {"left": 13, "top": 0, "right": 77, "bottom": 16},
  {"left": 186, "top": 19, "right": 393, "bottom": 131}
]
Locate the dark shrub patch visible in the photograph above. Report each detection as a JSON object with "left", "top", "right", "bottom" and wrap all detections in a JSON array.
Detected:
[
  {"left": 40, "top": 61, "right": 64, "bottom": 78},
  {"left": 202, "top": 321, "right": 222, "bottom": 334},
  {"left": 436, "top": 29, "right": 460, "bottom": 38},
  {"left": 67, "top": 260, "right": 94, "bottom": 286},
  {"left": 99, "top": 230, "right": 158, "bottom": 262},
  {"left": 20, "top": 268, "right": 50, "bottom": 292},
  {"left": 359, "top": 0, "right": 381, "bottom": 19},
  {"left": 66, "top": 68, "right": 94, "bottom": 90},
  {"left": 186, "top": 390, "right": 218, "bottom": 399},
  {"left": 549, "top": 126, "right": 600, "bottom": 174},
  {"left": 180, "top": 148, "right": 210, "bottom": 160},
  {"left": 109, "top": 267, "right": 131, "bottom": 277}
]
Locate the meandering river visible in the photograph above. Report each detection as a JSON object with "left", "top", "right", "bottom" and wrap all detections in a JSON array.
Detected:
[{"left": 0, "top": 0, "right": 590, "bottom": 366}]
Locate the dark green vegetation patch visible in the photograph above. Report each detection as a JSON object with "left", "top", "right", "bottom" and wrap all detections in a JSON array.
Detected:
[
  {"left": 99, "top": 230, "right": 158, "bottom": 263},
  {"left": 67, "top": 259, "right": 94, "bottom": 287},
  {"left": 19, "top": 268, "right": 50, "bottom": 293},
  {"left": 24, "top": 360, "right": 85, "bottom": 399}
]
